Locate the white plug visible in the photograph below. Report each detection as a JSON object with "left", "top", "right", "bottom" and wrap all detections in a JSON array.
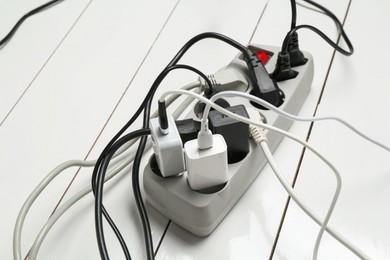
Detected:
[
  {"left": 184, "top": 134, "right": 228, "bottom": 191},
  {"left": 150, "top": 114, "right": 185, "bottom": 177}
]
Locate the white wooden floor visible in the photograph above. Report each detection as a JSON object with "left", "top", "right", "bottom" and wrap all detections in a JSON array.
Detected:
[{"left": 1, "top": 0, "right": 390, "bottom": 259}]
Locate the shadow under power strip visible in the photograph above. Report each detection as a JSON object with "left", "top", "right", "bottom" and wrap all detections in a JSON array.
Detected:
[{"left": 143, "top": 44, "right": 314, "bottom": 236}]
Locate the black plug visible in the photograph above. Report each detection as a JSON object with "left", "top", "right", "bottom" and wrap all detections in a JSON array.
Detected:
[
  {"left": 243, "top": 49, "right": 284, "bottom": 107},
  {"left": 288, "top": 32, "right": 307, "bottom": 67},
  {"left": 271, "top": 51, "right": 298, "bottom": 82},
  {"left": 208, "top": 105, "right": 249, "bottom": 164}
]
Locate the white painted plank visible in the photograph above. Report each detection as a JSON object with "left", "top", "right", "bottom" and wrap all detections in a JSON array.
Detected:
[
  {"left": 274, "top": 0, "right": 390, "bottom": 259},
  {"left": 0, "top": 0, "right": 178, "bottom": 259},
  {"left": 0, "top": 0, "right": 91, "bottom": 123}
]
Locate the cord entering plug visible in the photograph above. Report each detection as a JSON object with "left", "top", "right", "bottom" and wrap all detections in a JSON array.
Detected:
[
  {"left": 150, "top": 112, "right": 185, "bottom": 177},
  {"left": 288, "top": 32, "right": 308, "bottom": 67}
]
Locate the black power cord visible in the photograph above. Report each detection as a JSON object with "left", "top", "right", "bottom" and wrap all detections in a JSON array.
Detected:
[
  {"left": 93, "top": 64, "right": 213, "bottom": 260},
  {"left": 290, "top": 0, "right": 297, "bottom": 29},
  {"left": 288, "top": 0, "right": 307, "bottom": 67},
  {"left": 95, "top": 129, "right": 151, "bottom": 260},
  {"left": 0, "top": 0, "right": 65, "bottom": 48},
  {"left": 287, "top": 0, "right": 354, "bottom": 56},
  {"left": 301, "top": 0, "right": 354, "bottom": 55},
  {"left": 281, "top": 24, "right": 354, "bottom": 56},
  {"left": 127, "top": 64, "right": 213, "bottom": 260}
]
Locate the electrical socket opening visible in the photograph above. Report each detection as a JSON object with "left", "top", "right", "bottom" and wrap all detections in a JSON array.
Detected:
[{"left": 194, "top": 98, "right": 230, "bottom": 119}]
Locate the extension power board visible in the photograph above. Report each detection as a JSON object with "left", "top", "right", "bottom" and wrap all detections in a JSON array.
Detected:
[{"left": 143, "top": 44, "right": 314, "bottom": 236}]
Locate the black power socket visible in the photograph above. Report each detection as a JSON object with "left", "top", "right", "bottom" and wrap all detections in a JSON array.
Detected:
[{"left": 208, "top": 105, "right": 249, "bottom": 163}]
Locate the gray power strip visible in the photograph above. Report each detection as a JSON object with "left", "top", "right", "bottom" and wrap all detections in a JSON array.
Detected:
[{"left": 143, "top": 45, "right": 314, "bottom": 236}]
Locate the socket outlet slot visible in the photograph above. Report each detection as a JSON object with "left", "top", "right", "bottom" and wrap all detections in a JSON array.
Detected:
[{"left": 193, "top": 98, "right": 230, "bottom": 119}]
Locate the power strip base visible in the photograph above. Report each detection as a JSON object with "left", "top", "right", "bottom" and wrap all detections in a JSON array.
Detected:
[{"left": 143, "top": 45, "right": 314, "bottom": 236}]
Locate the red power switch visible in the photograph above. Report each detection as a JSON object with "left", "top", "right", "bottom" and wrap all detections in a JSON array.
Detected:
[{"left": 256, "top": 51, "right": 269, "bottom": 65}]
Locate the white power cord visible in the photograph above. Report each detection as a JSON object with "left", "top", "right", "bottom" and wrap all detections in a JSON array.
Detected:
[
  {"left": 28, "top": 146, "right": 144, "bottom": 260},
  {"left": 260, "top": 141, "right": 335, "bottom": 260},
  {"left": 247, "top": 107, "right": 332, "bottom": 259},
  {"left": 13, "top": 82, "right": 200, "bottom": 260},
  {"left": 160, "top": 89, "right": 371, "bottom": 259}
]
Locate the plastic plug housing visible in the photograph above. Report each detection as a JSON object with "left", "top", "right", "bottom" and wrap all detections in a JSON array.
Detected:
[
  {"left": 184, "top": 134, "right": 228, "bottom": 191},
  {"left": 150, "top": 114, "right": 185, "bottom": 177},
  {"left": 243, "top": 49, "right": 284, "bottom": 107},
  {"left": 271, "top": 51, "right": 299, "bottom": 82},
  {"left": 208, "top": 105, "right": 249, "bottom": 163},
  {"left": 288, "top": 32, "right": 307, "bottom": 67}
]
